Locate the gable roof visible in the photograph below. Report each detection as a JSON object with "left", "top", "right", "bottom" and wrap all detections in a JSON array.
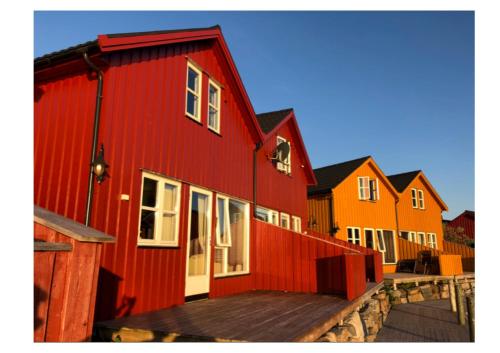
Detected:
[
  {"left": 387, "top": 170, "right": 448, "bottom": 211},
  {"left": 387, "top": 171, "right": 421, "bottom": 193},
  {"left": 256, "top": 108, "right": 293, "bottom": 134},
  {"left": 257, "top": 108, "right": 316, "bottom": 185},
  {"left": 308, "top": 156, "right": 370, "bottom": 195},
  {"left": 35, "top": 25, "right": 265, "bottom": 143}
]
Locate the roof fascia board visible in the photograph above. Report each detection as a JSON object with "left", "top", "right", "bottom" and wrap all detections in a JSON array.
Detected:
[{"left": 416, "top": 172, "right": 449, "bottom": 211}]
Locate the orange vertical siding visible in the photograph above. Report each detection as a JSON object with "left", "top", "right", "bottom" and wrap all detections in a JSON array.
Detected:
[{"left": 307, "top": 194, "right": 333, "bottom": 235}]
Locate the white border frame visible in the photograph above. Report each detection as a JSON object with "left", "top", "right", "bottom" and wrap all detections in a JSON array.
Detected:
[
  {"left": 185, "top": 61, "right": 202, "bottom": 122},
  {"left": 364, "top": 227, "right": 376, "bottom": 249},
  {"left": 411, "top": 188, "right": 418, "bottom": 208},
  {"left": 418, "top": 189, "right": 425, "bottom": 209},
  {"left": 280, "top": 212, "right": 290, "bottom": 229},
  {"left": 292, "top": 215, "right": 302, "bottom": 233},
  {"left": 207, "top": 78, "right": 221, "bottom": 134},
  {"left": 137, "top": 172, "right": 182, "bottom": 247},
  {"left": 347, "top": 226, "right": 361, "bottom": 245}
]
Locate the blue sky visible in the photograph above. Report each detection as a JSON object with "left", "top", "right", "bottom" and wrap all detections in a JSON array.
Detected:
[{"left": 34, "top": 11, "right": 474, "bottom": 219}]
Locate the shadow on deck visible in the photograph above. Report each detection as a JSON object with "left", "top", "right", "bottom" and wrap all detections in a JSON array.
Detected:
[{"left": 94, "top": 282, "right": 382, "bottom": 342}]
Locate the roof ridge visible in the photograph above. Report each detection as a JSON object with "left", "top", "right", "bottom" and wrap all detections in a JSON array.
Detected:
[
  {"left": 256, "top": 108, "right": 294, "bottom": 117},
  {"left": 313, "top": 156, "right": 371, "bottom": 171},
  {"left": 387, "top": 170, "right": 421, "bottom": 178}
]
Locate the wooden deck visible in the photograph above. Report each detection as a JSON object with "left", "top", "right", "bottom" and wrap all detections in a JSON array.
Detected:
[
  {"left": 376, "top": 299, "right": 471, "bottom": 342},
  {"left": 94, "top": 282, "right": 382, "bottom": 342}
]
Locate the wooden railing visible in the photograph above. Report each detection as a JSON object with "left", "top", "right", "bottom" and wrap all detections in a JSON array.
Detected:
[
  {"left": 397, "top": 237, "right": 441, "bottom": 260},
  {"left": 254, "top": 221, "right": 382, "bottom": 300},
  {"left": 443, "top": 240, "right": 475, "bottom": 272}
]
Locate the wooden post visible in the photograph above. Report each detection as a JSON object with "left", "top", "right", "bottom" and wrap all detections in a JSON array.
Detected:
[
  {"left": 467, "top": 296, "right": 475, "bottom": 342},
  {"left": 455, "top": 282, "right": 466, "bottom": 325},
  {"left": 393, "top": 282, "right": 397, "bottom": 291},
  {"left": 449, "top": 279, "right": 457, "bottom": 312}
]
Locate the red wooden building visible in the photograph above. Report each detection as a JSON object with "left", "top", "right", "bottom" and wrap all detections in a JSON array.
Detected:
[
  {"left": 35, "top": 25, "right": 381, "bottom": 325},
  {"left": 445, "top": 210, "right": 475, "bottom": 242}
]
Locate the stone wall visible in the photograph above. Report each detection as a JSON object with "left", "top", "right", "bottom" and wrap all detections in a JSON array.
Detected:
[
  {"left": 316, "top": 276, "right": 474, "bottom": 343},
  {"left": 317, "top": 290, "right": 391, "bottom": 342}
]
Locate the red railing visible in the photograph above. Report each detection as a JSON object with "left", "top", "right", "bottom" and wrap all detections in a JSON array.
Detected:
[{"left": 254, "top": 221, "right": 381, "bottom": 300}]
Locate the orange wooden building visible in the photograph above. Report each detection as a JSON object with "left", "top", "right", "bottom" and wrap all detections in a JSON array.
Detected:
[
  {"left": 387, "top": 170, "right": 448, "bottom": 251},
  {"left": 307, "top": 156, "right": 400, "bottom": 273}
]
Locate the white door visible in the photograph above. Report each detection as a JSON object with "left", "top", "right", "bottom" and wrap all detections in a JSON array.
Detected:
[{"left": 185, "top": 186, "right": 212, "bottom": 297}]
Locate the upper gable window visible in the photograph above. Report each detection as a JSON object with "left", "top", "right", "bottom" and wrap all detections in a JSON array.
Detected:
[
  {"left": 411, "top": 188, "right": 425, "bottom": 209},
  {"left": 359, "top": 177, "right": 379, "bottom": 201},
  {"left": 208, "top": 79, "right": 221, "bottom": 133},
  {"left": 411, "top": 188, "right": 418, "bottom": 208},
  {"left": 186, "top": 62, "right": 202, "bottom": 122},
  {"left": 417, "top": 190, "right": 425, "bottom": 209},
  {"left": 276, "top": 136, "right": 291, "bottom": 175}
]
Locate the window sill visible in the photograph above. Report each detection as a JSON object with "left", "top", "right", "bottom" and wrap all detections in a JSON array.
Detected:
[
  {"left": 208, "top": 126, "right": 222, "bottom": 136},
  {"left": 214, "top": 271, "right": 250, "bottom": 279},
  {"left": 185, "top": 113, "right": 203, "bottom": 125},
  {"left": 137, "top": 242, "right": 179, "bottom": 248}
]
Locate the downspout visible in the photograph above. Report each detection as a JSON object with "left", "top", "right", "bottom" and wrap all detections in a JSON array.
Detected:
[
  {"left": 83, "top": 52, "right": 104, "bottom": 226},
  {"left": 395, "top": 198, "right": 400, "bottom": 238},
  {"left": 253, "top": 142, "right": 263, "bottom": 217}
]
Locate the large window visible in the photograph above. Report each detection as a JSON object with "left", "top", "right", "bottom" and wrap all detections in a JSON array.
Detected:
[
  {"left": 377, "top": 229, "right": 396, "bottom": 264},
  {"left": 255, "top": 206, "right": 279, "bottom": 226},
  {"left": 411, "top": 188, "right": 418, "bottom": 208},
  {"left": 347, "top": 227, "right": 361, "bottom": 245},
  {"left": 214, "top": 197, "right": 250, "bottom": 277},
  {"left": 427, "top": 233, "right": 437, "bottom": 249},
  {"left": 138, "top": 173, "right": 181, "bottom": 247},
  {"left": 276, "top": 136, "right": 291, "bottom": 175},
  {"left": 417, "top": 232, "right": 426, "bottom": 245},
  {"left": 186, "top": 62, "right": 202, "bottom": 121},
  {"left": 208, "top": 79, "right": 221, "bottom": 133},
  {"left": 409, "top": 231, "right": 416, "bottom": 242},
  {"left": 292, "top": 216, "right": 302, "bottom": 233},
  {"left": 359, "top": 177, "right": 379, "bottom": 201}
]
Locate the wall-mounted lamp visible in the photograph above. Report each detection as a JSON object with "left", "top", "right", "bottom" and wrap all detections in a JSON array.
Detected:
[
  {"left": 92, "top": 144, "right": 108, "bottom": 184},
  {"left": 331, "top": 223, "right": 340, "bottom": 236},
  {"left": 308, "top": 216, "right": 317, "bottom": 228}
]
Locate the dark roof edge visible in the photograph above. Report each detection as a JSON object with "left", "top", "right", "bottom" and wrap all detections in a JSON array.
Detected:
[
  {"left": 35, "top": 40, "right": 99, "bottom": 69},
  {"left": 106, "top": 25, "right": 221, "bottom": 38},
  {"left": 313, "top": 156, "right": 371, "bottom": 172},
  {"left": 386, "top": 170, "right": 422, "bottom": 178}
]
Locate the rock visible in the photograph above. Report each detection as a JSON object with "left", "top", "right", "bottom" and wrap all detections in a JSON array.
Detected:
[
  {"left": 390, "top": 289, "right": 402, "bottom": 298},
  {"left": 331, "top": 326, "right": 351, "bottom": 342},
  {"left": 407, "top": 287, "right": 420, "bottom": 295},
  {"left": 461, "top": 282, "right": 470, "bottom": 290},
  {"left": 317, "top": 332, "right": 337, "bottom": 342},
  {"left": 391, "top": 297, "right": 402, "bottom": 305},
  {"left": 420, "top": 284, "right": 434, "bottom": 300},
  {"left": 365, "top": 334, "right": 377, "bottom": 342},
  {"left": 440, "top": 291, "right": 450, "bottom": 299},
  {"left": 431, "top": 284, "right": 440, "bottom": 294},
  {"left": 407, "top": 292, "right": 425, "bottom": 303},
  {"left": 375, "top": 292, "right": 387, "bottom": 300},
  {"left": 400, "top": 297, "right": 408, "bottom": 304},
  {"left": 398, "top": 288, "right": 408, "bottom": 297},
  {"left": 343, "top": 311, "right": 365, "bottom": 342}
]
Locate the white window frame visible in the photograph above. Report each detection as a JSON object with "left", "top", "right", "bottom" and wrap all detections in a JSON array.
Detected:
[
  {"left": 411, "top": 188, "right": 418, "bottom": 208},
  {"left": 376, "top": 230, "right": 386, "bottom": 252},
  {"left": 270, "top": 210, "right": 279, "bottom": 226},
  {"left": 377, "top": 229, "right": 397, "bottom": 264},
  {"left": 214, "top": 196, "right": 250, "bottom": 278},
  {"left": 292, "top": 216, "right": 302, "bottom": 233},
  {"left": 215, "top": 195, "right": 232, "bottom": 247},
  {"left": 185, "top": 62, "right": 202, "bottom": 122},
  {"left": 358, "top": 177, "right": 370, "bottom": 200},
  {"left": 364, "top": 228, "right": 376, "bottom": 249},
  {"left": 347, "top": 227, "right": 361, "bottom": 245},
  {"left": 207, "top": 79, "right": 221, "bottom": 134},
  {"left": 417, "top": 232, "right": 426, "bottom": 245},
  {"left": 369, "top": 179, "right": 380, "bottom": 201},
  {"left": 280, "top": 213, "right": 290, "bottom": 229},
  {"left": 276, "top": 136, "right": 291, "bottom": 175},
  {"left": 138, "top": 172, "right": 181, "bottom": 247},
  {"left": 427, "top": 233, "right": 437, "bottom": 249},
  {"left": 408, "top": 231, "right": 417, "bottom": 242},
  {"left": 417, "top": 189, "right": 425, "bottom": 209}
]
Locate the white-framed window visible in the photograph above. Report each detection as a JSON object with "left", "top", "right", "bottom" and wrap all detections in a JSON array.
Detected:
[
  {"left": 186, "top": 62, "right": 202, "bottom": 122},
  {"left": 417, "top": 232, "right": 426, "bottom": 245},
  {"left": 292, "top": 216, "right": 302, "bottom": 233},
  {"left": 427, "top": 233, "right": 437, "bottom": 249},
  {"left": 358, "top": 177, "right": 370, "bottom": 200},
  {"left": 208, "top": 79, "right": 221, "bottom": 133},
  {"left": 347, "top": 227, "right": 361, "bottom": 245},
  {"left": 411, "top": 188, "right": 418, "bottom": 208},
  {"left": 280, "top": 213, "right": 290, "bottom": 229},
  {"left": 409, "top": 231, "right": 417, "bottom": 242},
  {"left": 417, "top": 189, "right": 425, "bottom": 209},
  {"left": 214, "top": 196, "right": 250, "bottom": 277},
  {"left": 255, "top": 206, "right": 280, "bottom": 226},
  {"left": 138, "top": 172, "right": 181, "bottom": 247},
  {"left": 364, "top": 228, "right": 375, "bottom": 249},
  {"left": 377, "top": 229, "right": 397, "bottom": 264},
  {"left": 276, "top": 136, "right": 291, "bottom": 175},
  {"left": 359, "top": 177, "right": 379, "bottom": 201}
]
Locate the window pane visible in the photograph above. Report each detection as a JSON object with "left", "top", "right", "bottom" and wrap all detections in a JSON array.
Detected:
[
  {"left": 187, "top": 92, "right": 197, "bottom": 116},
  {"left": 161, "top": 214, "right": 176, "bottom": 242},
  {"left": 188, "top": 192, "right": 209, "bottom": 276},
  {"left": 383, "top": 231, "right": 396, "bottom": 263},
  {"left": 227, "top": 200, "right": 247, "bottom": 273},
  {"left": 188, "top": 68, "right": 198, "bottom": 91},
  {"left": 400, "top": 231, "right": 409, "bottom": 240},
  {"left": 140, "top": 209, "right": 155, "bottom": 239},
  {"left": 365, "top": 230, "right": 374, "bottom": 249},
  {"left": 214, "top": 247, "right": 225, "bottom": 275},
  {"left": 209, "top": 84, "right": 218, "bottom": 106},
  {"left": 209, "top": 107, "right": 218, "bottom": 129},
  {"left": 255, "top": 207, "right": 269, "bottom": 222},
  {"left": 163, "top": 183, "right": 177, "bottom": 211},
  {"left": 142, "top": 178, "right": 157, "bottom": 207},
  {"left": 377, "top": 231, "right": 385, "bottom": 251},
  {"left": 217, "top": 198, "right": 230, "bottom": 246}
]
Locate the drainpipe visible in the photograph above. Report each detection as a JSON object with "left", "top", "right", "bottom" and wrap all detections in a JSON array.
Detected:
[
  {"left": 83, "top": 52, "right": 104, "bottom": 226},
  {"left": 395, "top": 198, "right": 400, "bottom": 237},
  {"left": 253, "top": 142, "right": 263, "bottom": 217}
]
